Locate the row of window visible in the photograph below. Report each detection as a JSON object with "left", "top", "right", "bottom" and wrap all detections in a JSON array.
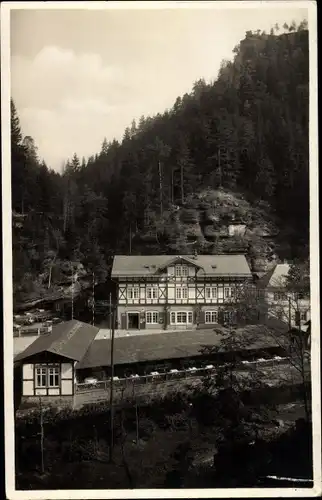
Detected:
[
  {"left": 35, "top": 365, "right": 60, "bottom": 388},
  {"left": 145, "top": 310, "right": 233, "bottom": 325},
  {"left": 127, "top": 286, "right": 236, "bottom": 300}
]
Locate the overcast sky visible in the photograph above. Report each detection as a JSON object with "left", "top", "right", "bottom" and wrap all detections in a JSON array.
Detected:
[{"left": 11, "top": 4, "right": 308, "bottom": 171}]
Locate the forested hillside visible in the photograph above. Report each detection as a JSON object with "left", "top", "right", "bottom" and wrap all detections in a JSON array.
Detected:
[{"left": 11, "top": 22, "right": 309, "bottom": 307}]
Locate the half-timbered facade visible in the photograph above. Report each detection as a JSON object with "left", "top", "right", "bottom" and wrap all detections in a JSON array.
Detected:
[{"left": 111, "top": 254, "right": 253, "bottom": 330}]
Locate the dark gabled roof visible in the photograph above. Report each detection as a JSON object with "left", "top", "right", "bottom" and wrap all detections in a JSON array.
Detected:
[
  {"left": 256, "top": 266, "right": 276, "bottom": 288},
  {"left": 257, "top": 264, "right": 290, "bottom": 289},
  {"left": 14, "top": 320, "right": 99, "bottom": 363},
  {"left": 111, "top": 254, "right": 252, "bottom": 278},
  {"left": 76, "top": 319, "right": 288, "bottom": 369}
]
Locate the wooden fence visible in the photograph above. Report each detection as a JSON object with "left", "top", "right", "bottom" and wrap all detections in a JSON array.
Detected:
[{"left": 13, "top": 326, "right": 52, "bottom": 337}]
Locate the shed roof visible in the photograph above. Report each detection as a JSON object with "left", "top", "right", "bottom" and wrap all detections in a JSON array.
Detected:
[
  {"left": 76, "top": 319, "right": 288, "bottom": 369},
  {"left": 111, "top": 254, "right": 252, "bottom": 278},
  {"left": 14, "top": 320, "right": 99, "bottom": 363}
]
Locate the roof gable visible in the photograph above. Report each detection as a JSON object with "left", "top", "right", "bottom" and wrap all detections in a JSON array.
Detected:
[
  {"left": 157, "top": 255, "right": 202, "bottom": 272},
  {"left": 14, "top": 320, "right": 99, "bottom": 363}
]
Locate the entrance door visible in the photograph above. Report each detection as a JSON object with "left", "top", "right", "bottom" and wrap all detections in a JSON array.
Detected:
[{"left": 128, "top": 313, "right": 140, "bottom": 329}]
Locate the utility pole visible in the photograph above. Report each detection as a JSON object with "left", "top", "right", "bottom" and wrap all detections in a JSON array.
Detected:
[
  {"left": 132, "top": 384, "right": 139, "bottom": 445},
  {"left": 39, "top": 397, "right": 45, "bottom": 474},
  {"left": 218, "top": 148, "right": 222, "bottom": 188},
  {"left": 159, "top": 160, "right": 163, "bottom": 215},
  {"left": 109, "top": 304, "right": 116, "bottom": 462},
  {"left": 109, "top": 293, "right": 112, "bottom": 336},
  {"left": 92, "top": 272, "right": 95, "bottom": 326},
  {"left": 129, "top": 225, "right": 132, "bottom": 255},
  {"left": 71, "top": 267, "right": 74, "bottom": 320}
]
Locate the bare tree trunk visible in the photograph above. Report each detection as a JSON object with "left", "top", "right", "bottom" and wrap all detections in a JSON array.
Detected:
[
  {"left": 171, "top": 167, "right": 174, "bottom": 204},
  {"left": 48, "top": 253, "right": 57, "bottom": 289},
  {"left": 159, "top": 160, "right": 163, "bottom": 215},
  {"left": 63, "top": 197, "right": 69, "bottom": 233},
  {"left": 218, "top": 148, "right": 222, "bottom": 188},
  {"left": 180, "top": 163, "right": 184, "bottom": 205}
]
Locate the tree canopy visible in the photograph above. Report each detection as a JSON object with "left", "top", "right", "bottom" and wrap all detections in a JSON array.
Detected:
[{"left": 11, "top": 23, "right": 309, "bottom": 301}]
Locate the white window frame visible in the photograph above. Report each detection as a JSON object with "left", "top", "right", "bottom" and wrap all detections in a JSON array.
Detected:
[
  {"left": 175, "top": 265, "right": 189, "bottom": 277},
  {"left": 147, "top": 286, "right": 158, "bottom": 299},
  {"left": 224, "top": 287, "right": 235, "bottom": 299},
  {"left": 205, "top": 311, "right": 218, "bottom": 324},
  {"left": 35, "top": 364, "right": 60, "bottom": 388},
  {"left": 205, "top": 287, "right": 217, "bottom": 300},
  {"left": 48, "top": 366, "right": 60, "bottom": 387},
  {"left": 146, "top": 311, "right": 159, "bottom": 324},
  {"left": 176, "top": 286, "right": 188, "bottom": 300},
  {"left": 35, "top": 366, "right": 47, "bottom": 388},
  {"left": 170, "top": 311, "right": 193, "bottom": 324},
  {"left": 300, "top": 311, "right": 307, "bottom": 321},
  {"left": 127, "top": 287, "right": 140, "bottom": 299}
]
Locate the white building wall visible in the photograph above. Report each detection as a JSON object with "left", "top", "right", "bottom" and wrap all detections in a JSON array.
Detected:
[
  {"left": 22, "top": 380, "right": 34, "bottom": 396},
  {"left": 61, "top": 379, "right": 73, "bottom": 395}
]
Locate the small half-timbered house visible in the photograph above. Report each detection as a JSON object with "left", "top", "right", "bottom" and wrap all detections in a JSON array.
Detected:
[
  {"left": 111, "top": 254, "right": 253, "bottom": 331},
  {"left": 14, "top": 320, "right": 99, "bottom": 407}
]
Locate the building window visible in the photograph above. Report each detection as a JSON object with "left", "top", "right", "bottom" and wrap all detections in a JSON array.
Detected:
[
  {"left": 224, "top": 287, "right": 235, "bottom": 299},
  {"left": 300, "top": 311, "right": 307, "bottom": 321},
  {"left": 176, "top": 286, "right": 188, "bottom": 300},
  {"left": 205, "top": 287, "right": 217, "bottom": 299},
  {"left": 35, "top": 366, "right": 47, "bottom": 388},
  {"left": 127, "top": 287, "right": 140, "bottom": 299},
  {"left": 205, "top": 311, "right": 218, "bottom": 324},
  {"left": 48, "top": 366, "right": 60, "bottom": 387},
  {"left": 175, "top": 265, "right": 189, "bottom": 277},
  {"left": 35, "top": 365, "right": 60, "bottom": 388},
  {"left": 224, "top": 310, "right": 234, "bottom": 323},
  {"left": 147, "top": 286, "right": 158, "bottom": 299},
  {"left": 170, "top": 311, "right": 193, "bottom": 324},
  {"left": 146, "top": 311, "right": 159, "bottom": 324},
  {"left": 273, "top": 292, "right": 287, "bottom": 301}
]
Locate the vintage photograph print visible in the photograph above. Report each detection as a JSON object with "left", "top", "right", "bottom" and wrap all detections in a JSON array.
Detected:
[{"left": 2, "top": 1, "right": 320, "bottom": 498}]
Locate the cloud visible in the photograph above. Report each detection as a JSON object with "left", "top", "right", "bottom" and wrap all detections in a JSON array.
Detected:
[
  {"left": 11, "top": 46, "right": 124, "bottom": 108},
  {"left": 11, "top": 46, "right": 130, "bottom": 168}
]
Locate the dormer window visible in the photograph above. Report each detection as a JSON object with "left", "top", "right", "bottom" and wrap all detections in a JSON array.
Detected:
[{"left": 175, "top": 265, "right": 189, "bottom": 277}]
